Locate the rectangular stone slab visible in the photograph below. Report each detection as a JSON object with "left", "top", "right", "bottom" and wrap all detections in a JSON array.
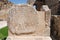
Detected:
[{"left": 8, "top": 4, "right": 51, "bottom": 36}]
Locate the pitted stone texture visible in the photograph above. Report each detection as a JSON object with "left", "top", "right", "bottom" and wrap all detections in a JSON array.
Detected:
[
  {"left": 8, "top": 4, "right": 50, "bottom": 36},
  {"left": 8, "top": 5, "right": 38, "bottom": 35}
]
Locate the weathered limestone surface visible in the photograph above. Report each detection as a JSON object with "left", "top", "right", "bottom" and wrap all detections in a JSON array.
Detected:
[
  {"left": 8, "top": 4, "right": 51, "bottom": 36},
  {"left": 8, "top": 4, "right": 39, "bottom": 34},
  {"left": 51, "top": 15, "right": 60, "bottom": 40},
  {"left": 7, "top": 4, "right": 51, "bottom": 40}
]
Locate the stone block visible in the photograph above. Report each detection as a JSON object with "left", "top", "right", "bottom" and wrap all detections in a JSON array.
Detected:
[{"left": 8, "top": 4, "right": 51, "bottom": 36}]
